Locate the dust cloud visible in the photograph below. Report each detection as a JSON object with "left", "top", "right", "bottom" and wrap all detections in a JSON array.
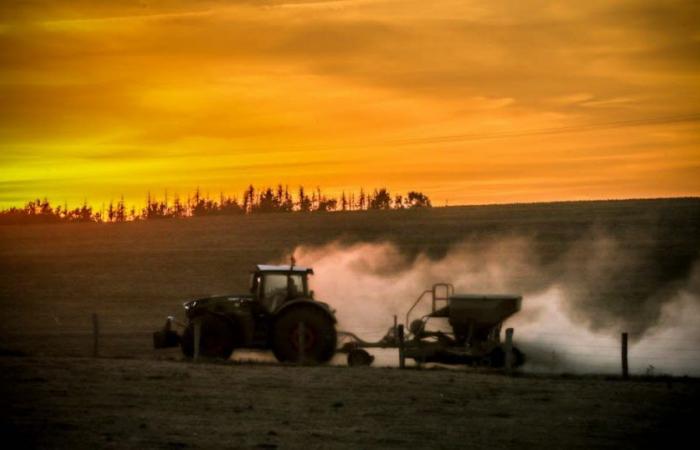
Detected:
[{"left": 291, "top": 238, "right": 700, "bottom": 376}]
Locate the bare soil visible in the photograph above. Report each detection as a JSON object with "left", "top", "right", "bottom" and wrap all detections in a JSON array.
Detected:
[{"left": 2, "top": 355, "right": 697, "bottom": 449}]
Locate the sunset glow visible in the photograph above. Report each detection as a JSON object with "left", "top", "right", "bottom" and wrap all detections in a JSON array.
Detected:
[{"left": 1, "top": 0, "right": 699, "bottom": 208}]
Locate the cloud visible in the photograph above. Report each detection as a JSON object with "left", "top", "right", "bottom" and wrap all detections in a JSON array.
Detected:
[{"left": 0, "top": 0, "right": 698, "bottom": 207}]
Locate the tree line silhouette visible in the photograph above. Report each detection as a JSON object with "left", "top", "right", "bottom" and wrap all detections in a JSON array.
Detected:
[{"left": 0, "top": 185, "right": 432, "bottom": 225}]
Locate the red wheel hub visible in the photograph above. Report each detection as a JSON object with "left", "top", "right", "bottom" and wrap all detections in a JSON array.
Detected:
[{"left": 290, "top": 323, "right": 317, "bottom": 351}]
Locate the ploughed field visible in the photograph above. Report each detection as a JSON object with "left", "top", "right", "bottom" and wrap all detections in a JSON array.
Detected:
[
  {"left": 1, "top": 198, "right": 699, "bottom": 448},
  {"left": 2, "top": 356, "right": 698, "bottom": 449}
]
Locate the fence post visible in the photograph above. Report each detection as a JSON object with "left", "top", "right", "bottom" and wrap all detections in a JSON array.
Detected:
[
  {"left": 92, "top": 313, "right": 99, "bottom": 358},
  {"left": 504, "top": 328, "right": 514, "bottom": 375},
  {"left": 298, "top": 322, "right": 305, "bottom": 365},
  {"left": 193, "top": 319, "right": 202, "bottom": 361},
  {"left": 621, "top": 332, "right": 629, "bottom": 379},
  {"left": 398, "top": 324, "right": 405, "bottom": 369}
]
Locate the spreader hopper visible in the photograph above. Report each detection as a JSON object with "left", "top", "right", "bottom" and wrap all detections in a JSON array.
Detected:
[{"left": 447, "top": 294, "right": 521, "bottom": 327}]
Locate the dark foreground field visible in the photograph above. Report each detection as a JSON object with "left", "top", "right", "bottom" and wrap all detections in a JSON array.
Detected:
[
  {"left": 2, "top": 356, "right": 698, "bottom": 449},
  {"left": 1, "top": 199, "right": 699, "bottom": 448}
]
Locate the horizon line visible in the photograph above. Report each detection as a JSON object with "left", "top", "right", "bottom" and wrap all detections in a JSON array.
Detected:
[{"left": 3, "top": 193, "right": 698, "bottom": 213}]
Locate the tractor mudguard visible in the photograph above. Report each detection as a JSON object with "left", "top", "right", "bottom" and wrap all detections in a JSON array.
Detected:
[{"left": 275, "top": 298, "right": 337, "bottom": 323}]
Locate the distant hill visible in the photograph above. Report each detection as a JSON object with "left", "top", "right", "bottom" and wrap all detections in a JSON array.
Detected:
[{"left": 0, "top": 197, "right": 698, "bottom": 351}]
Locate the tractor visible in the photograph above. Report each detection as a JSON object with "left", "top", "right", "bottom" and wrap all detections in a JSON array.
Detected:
[{"left": 153, "top": 264, "right": 337, "bottom": 364}]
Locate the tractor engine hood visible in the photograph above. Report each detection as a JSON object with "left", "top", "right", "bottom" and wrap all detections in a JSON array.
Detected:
[{"left": 184, "top": 294, "right": 254, "bottom": 311}]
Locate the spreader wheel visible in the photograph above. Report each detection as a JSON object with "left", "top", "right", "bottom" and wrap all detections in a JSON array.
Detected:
[
  {"left": 487, "top": 347, "right": 505, "bottom": 368},
  {"left": 347, "top": 349, "right": 374, "bottom": 367},
  {"left": 180, "top": 314, "right": 236, "bottom": 360},
  {"left": 272, "top": 306, "right": 337, "bottom": 364},
  {"left": 512, "top": 347, "right": 526, "bottom": 367},
  {"left": 483, "top": 346, "right": 525, "bottom": 368}
]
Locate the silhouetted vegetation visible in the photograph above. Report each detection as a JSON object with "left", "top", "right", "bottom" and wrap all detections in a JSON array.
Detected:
[{"left": 0, "top": 185, "right": 432, "bottom": 225}]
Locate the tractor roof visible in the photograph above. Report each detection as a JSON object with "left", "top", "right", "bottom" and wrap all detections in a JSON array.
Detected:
[{"left": 255, "top": 264, "right": 314, "bottom": 274}]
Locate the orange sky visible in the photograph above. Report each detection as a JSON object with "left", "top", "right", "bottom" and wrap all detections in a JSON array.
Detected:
[{"left": 1, "top": 0, "right": 699, "bottom": 208}]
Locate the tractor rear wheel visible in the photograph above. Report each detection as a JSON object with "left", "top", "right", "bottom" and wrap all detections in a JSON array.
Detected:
[
  {"left": 272, "top": 306, "right": 337, "bottom": 364},
  {"left": 180, "top": 314, "right": 235, "bottom": 359}
]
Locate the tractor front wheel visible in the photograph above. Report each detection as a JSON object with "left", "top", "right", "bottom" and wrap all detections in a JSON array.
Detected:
[{"left": 180, "top": 314, "right": 235, "bottom": 360}]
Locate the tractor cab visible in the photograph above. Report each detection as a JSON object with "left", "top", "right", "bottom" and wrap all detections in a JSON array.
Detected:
[{"left": 250, "top": 264, "right": 314, "bottom": 313}]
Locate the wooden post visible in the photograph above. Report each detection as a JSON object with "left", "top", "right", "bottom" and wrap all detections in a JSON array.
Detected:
[
  {"left": 504, "top": 328, "right": 514, "bottom": 375},
  {"left": 621, "top": 332, "right": 629, "bottom": 379},
  {"left": 92, "top": 313, "right": 99, "bottom": 358},
  {"left": 193, "top": 319, "right": 202, "bottom": 361},
  {"left": 398, "top": 324, "right": 405, "bottom": 369},
  {"left": 298, "top": 322, "right": 305, "bottom": 365}
]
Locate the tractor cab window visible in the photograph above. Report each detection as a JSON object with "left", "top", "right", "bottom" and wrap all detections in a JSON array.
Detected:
[{"left": 261, "top": 273, "right": 304, "bottom": 312}]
